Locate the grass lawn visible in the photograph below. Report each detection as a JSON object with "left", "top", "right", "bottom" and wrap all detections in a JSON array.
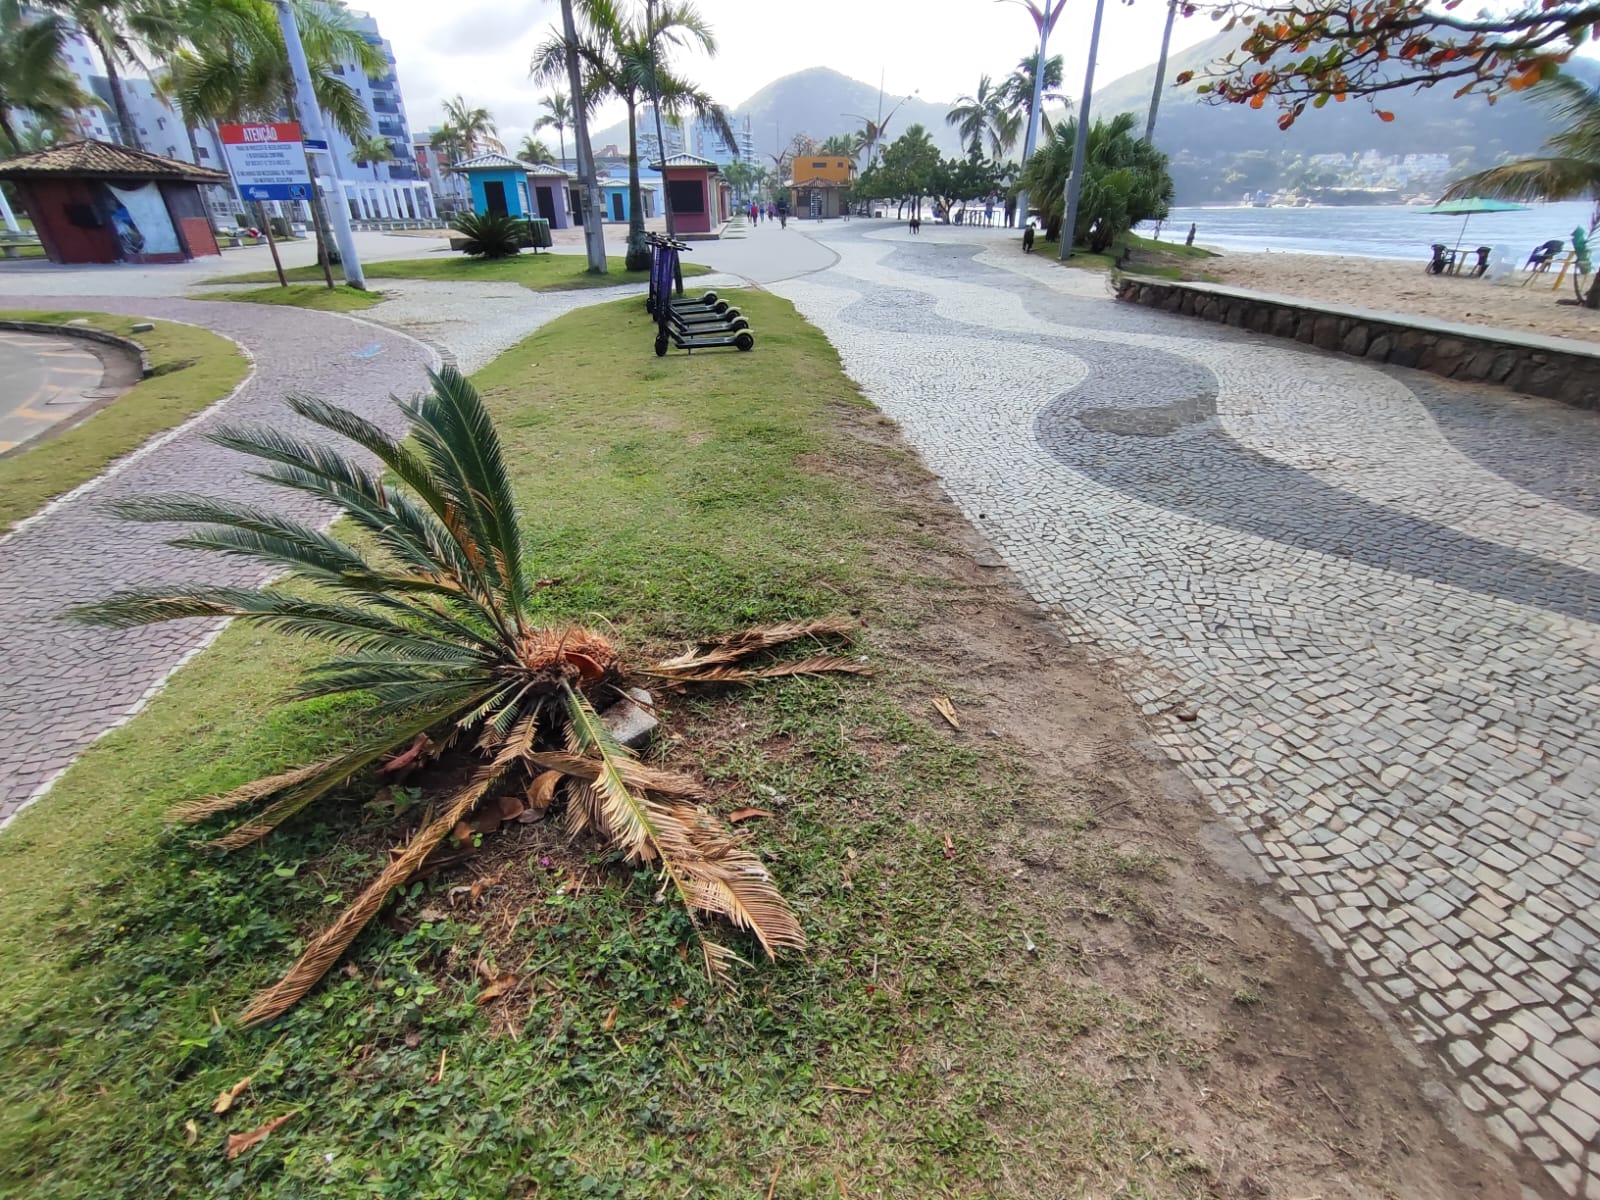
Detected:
[
  {"left": 0, "top": 312, "right": 248, "bottom": 533},
  {"left": 202, "top": 283, "right": 385, "bottom": 312},
  {"left": 203, "top": 251, "right": 710, "bottom": 291},
  {"left": 0, "top": 293, "right": 1253, "bottom": 1199},
  {"left": 1048, "top": 232, "right": 1221, "bottom": 282}
]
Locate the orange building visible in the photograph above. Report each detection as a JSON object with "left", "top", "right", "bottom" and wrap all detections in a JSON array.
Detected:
[{"left": 789, "top": 155, "right": 854, "bottom": 220}]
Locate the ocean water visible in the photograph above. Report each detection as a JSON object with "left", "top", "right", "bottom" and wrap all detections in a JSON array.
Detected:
[{"left": 1137, "top": 201, "right": 1598, "bottom": 261}]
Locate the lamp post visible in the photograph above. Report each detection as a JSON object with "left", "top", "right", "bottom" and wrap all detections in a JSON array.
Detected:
[
  {"left": 1060, "top": 0, "right": 1107, "bottom": 260},
  {"left": 273, "top": 0, "right": 364, "bottom": 288},
  {"left": 1000, "top": 0, "right": 1061, "bottom": 230}
]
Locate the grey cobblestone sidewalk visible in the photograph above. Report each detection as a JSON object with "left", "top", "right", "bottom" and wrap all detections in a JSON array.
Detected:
[
  {"left": 0, "top": 297, "right": 437, "bottom": 825},
  {"left": 772, "top": 224, "right": 1600, "bottom": 1197}
]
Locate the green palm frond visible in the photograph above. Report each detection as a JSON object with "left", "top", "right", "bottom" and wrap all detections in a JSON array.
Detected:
[{"left": 1444, "top": 157, "right": 1600, "bottom": 203}]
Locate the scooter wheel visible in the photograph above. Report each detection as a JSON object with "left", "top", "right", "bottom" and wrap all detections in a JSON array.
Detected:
[
  {"left": 730, "top": 317, "right": 750, "bottom": 331},
  {"left": 702, "top": 291, "right": 718, "bottom": 304},
  {"left": 712, "top": 300, "right": 730, "bottom": 314},
  {"left": 721, "top": 307, "right": 742, "bottom": 319},
  {"left": 735, "top": 331, "right": 755, "bottom": 351},
  {"left": 654, "top": 335, "right": 668, "bottom": 357}
]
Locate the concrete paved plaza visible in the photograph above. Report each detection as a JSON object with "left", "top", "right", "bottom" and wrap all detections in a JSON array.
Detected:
[
  {"left": 0, "top": 219, "right": 1596, "bottom": 1194},
  {"left": 0, "top": 327, "right": 127, "bottom": 452}
]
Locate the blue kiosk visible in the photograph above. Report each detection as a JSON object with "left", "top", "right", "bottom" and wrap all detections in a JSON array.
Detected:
[{"left": 454, "top": 153, "right": 572, "bottom": 228}]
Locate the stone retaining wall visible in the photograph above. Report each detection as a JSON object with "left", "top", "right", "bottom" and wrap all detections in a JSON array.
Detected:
[
  {"left": 0, "top": 319, "right": 151, "bottom": 377},
  {"left": 1114, "top": 276, "right": 1600, "bottom": 411}
]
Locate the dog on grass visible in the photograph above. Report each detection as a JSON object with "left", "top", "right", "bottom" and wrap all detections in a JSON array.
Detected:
[{"left": 1022, "top": 226, "right": 1035, "bottom": 253}]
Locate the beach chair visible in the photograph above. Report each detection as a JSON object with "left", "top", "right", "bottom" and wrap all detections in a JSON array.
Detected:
[
  {"left": 1524, "top": 239, "right": 1562, "bottom": 272},
  {"left": 1426, "top": 243, "right": 1450, "bottom": 275},
  {"left": 1469, "top": 246, "right": 1491, "bottom": 277}
]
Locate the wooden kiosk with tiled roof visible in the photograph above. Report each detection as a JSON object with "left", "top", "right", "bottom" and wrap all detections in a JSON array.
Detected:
[
  {"left": 649, "top": 152, "right": 730, "bottom": 237},
  {"left": 0, "top": 139, "right": 231, "bottom": 265}
]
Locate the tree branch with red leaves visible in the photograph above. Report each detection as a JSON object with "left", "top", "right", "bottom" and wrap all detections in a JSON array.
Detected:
[{"left": 1175, "top": 0, "right": 1600, "bottom": 128}]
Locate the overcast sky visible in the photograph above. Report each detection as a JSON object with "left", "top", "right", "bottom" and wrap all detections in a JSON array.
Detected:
[{"left": 377, "top": 0, "right": 1226, "bottom": 144}]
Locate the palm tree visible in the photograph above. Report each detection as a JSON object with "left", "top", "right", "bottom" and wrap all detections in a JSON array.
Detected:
[
  {"left": 534, "top": 91, "right": 572, "bottom": 165},
  {"left": 946, "top": 75, "right": 1023, "bottom": 161},
  {"left": 73, "top": 369, "right": 859, "bottom": 1023},
  {"left": 518, "top": 134, "right": 553, "bottom": 163},
  {"left": 167, "top": 0, "right": 385, "bottom": 145},
  {"left": 818, "top": 133, "right": 856, "bottom": 156},
  {"left": 442, "top": 95, "right": 502, "bottom": 156},
  {"left": 1020, "top": 110, "right": 1172, "bottom": 250},
  {"left": 1004, "top": 51, "right": 1068, "bottom": 128},
  {"left": 0, "top": 0, "right": 100, "bottom": 153},
  {"left": 534, "top": 0, "right": 730, "bottom": 271},
  {"left": 43, "top": 0, "right": 178, "bottom": 149},
  {"left": 1445, "top": 72, "right": 1600, "bottom": 306},
  {"left": 351, "top": 133, "right": 393, "bottom": 180}
]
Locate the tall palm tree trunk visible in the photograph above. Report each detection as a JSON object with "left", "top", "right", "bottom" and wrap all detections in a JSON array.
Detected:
[
  {"left": 87, "top": 29, "right": 138, "bottom": 148},
  {"left": 0, "top": 108, "right": 21, "bottom": 155},
  {"left": 558, "top": 127, "right": 566, "bottom": 166},
  {"left": 624, "top": 100, "right": 649, "bottom": 271}
]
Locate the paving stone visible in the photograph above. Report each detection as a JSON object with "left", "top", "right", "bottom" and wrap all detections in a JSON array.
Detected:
[{"left": 768, "top": 224, "right": 1600, "bottom": 1199}]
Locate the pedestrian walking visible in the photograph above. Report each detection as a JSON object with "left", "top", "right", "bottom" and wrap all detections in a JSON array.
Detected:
[
  {"left": 983, "top": 199, "right": 994, "bottom": 227},
  {"left": 1185, "top": 222, "right": 1197, "bottom": 247}
]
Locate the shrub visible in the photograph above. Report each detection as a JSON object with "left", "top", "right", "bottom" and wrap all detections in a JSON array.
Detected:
[
  {"left": 1022, "top": 111, "right": 1174, "bottom": 253},
  {"left": 451, "top": 210, "right": 525, "bottom": 258}
]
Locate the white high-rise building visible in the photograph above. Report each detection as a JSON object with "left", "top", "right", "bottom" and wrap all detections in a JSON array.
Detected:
[{"left": 13, "top": 2, "right": 432, "bottom": 224}]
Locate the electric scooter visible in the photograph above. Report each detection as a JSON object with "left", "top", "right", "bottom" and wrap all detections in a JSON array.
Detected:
[
  {"left": 647, "top": 240, "right": 750, "bottom": 335},
  {"left": 652, "top": 241, "right": 754, "bottom": 356},
  {"left": 645, "top": 236, "right": 739, "bottom": 324}
]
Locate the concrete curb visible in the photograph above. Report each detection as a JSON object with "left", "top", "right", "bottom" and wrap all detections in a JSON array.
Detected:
[{"left": 0, "top": 318, "right": 152, "bottom": 378}]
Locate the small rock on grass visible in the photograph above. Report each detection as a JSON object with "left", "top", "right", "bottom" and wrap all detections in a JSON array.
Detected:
[{"left": 602, "top": 687, "right": 657, "bottom": 749}]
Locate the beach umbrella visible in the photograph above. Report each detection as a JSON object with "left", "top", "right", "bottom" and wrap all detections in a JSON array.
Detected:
[{"left": 1419, "top": 196, "right": 1529, "bottom": 252}]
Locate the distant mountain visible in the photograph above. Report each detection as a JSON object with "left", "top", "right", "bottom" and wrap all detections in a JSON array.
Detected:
[
  {"left": 587, "top": 66, "right": 964, "bottom": 160},
  {"left": 1079, "top": 29, "right": 1600, "bottom": 202}
]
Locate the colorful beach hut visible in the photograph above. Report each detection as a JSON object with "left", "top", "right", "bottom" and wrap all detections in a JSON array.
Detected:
[
  {"left": 454, "top": 153, "right": 539, "bottom": 218},
  {"left": 0, "top": 139, "right": 227, "bottom": 264},
  {"left": 649, "top": 153, "right": 724, "bottom": 236}
]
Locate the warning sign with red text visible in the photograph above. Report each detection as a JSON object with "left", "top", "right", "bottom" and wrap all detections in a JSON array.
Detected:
[{"left": 219, "top": 123, "right": 312, "bottom": 201}]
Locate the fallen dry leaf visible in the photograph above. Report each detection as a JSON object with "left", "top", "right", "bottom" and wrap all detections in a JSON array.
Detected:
[
  {"left": 225, "top": 1111, "right": 296, "bottom": 1159},
  {"left": 377, "top": 733, "right": 431, "bottom": 775},
  {"left": 184, "top": 1119, "right": 199, "bottom": 1146},
  {"left": 212, "top": 1075, "right": 251, "bottom": 1115},
  {"left": 493, "top": 790, "right": 526, "bottom": 822},
  {"left": 943, "top": 832, "right": 956, "bottom": 860},
  {"left": 932, "top": 696, "right": 961, "bottom": 730},
  {"left": 526, "top": 770, "right": 561, "bottom": 812},
  {"left": 728, "top": 807, "right": 773, "bottom": 824},
  {"left": 468, "top": 874, "right": 501, "bottom": 903},
  {"left": 602, "top": 1004, "right": 619, "bottom": 1032},
  {"left": 475, "top": 974, "right": 518, "bottom": 1005},
  {"left": 451, "top": 820, "right": 474, "bottom": 845}
]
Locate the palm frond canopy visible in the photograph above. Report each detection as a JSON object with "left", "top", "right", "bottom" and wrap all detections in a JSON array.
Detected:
[
  {"left": 73, "top": 369, "right": 862, "bottom": 1023},
  {"left": 1443, "top": 72, "right": 1600, "bottom": 204}
]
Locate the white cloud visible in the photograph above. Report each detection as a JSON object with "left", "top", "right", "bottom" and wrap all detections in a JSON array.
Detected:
[{"left": 374, "top": 0, "right": 1223, "bottom": 144}]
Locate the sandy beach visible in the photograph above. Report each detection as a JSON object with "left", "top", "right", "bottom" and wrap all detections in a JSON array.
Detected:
[{"left": 1200, "top": 250, "right": 1600, "bottom": 345}]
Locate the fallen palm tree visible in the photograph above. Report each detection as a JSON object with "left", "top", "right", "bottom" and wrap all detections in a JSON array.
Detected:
[{"left": 72, "top": 367, "right": 866, "bottom": 1025}]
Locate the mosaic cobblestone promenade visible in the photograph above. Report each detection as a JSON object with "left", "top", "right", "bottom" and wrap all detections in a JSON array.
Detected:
[
  {"left": 0, "top": 297, "right": 436, "bottom": 825},
  {"left": 770, "top": 224, "right": 1600, "bottom": 1197}
]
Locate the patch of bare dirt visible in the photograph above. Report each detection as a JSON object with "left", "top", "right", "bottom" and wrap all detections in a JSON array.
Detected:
[{"left": 816, "top": 401, "right": 1556, "bottom": 1199}]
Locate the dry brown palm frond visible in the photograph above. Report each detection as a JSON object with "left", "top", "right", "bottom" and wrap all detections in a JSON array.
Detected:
[
  {"left": 168, "top": 760, "right": 338, "bottom": 824},
  {"left": 525, "top": 750, "right": 709, "bottom": 800},
  {"left": 642, "top": 655, "right": 872, "bottom": 686},
  {"left": 561, "top": 686, "right": 805, "bottom": 973},
  {"left": 651, "top": 618, "right": 857, "bottom": 670},
  {"left": 170, "top": 707, "right": 468, "bottom": 828},
  {"left": 238, "top": 716, "right": 540, "bottom": 1026}
]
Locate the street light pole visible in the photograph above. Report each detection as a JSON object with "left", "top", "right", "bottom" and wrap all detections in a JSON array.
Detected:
[
  {"left": 1060, "top": 0, "right": 1107, "bottom": 260},
  {"left": 1007, "top": 0, "right": 1055, "bottom": 231},
  {"left": 1145, "top": 0, "right": 1179, "bottom": 142},
  {"left": 273, "top": 0, "right": 364, "bottom": 288}
]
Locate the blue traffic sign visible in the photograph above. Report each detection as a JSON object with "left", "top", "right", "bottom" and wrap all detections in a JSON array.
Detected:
[
  {"left": 302, "top": 139, "right": 329, "bottom": 151},
  {"left": 243, "top": 183, "right": 312, "bottom": 201}
]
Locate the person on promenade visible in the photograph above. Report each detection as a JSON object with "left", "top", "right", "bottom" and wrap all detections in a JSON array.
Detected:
[{"left": 1186, "top": 223, "right": 1197, "bottom": 247}]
